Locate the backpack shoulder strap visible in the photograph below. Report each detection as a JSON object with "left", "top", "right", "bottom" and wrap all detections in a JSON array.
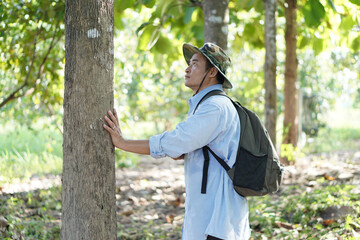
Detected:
[
  {"left": 194, "top": 90, "right": 247, "bottom": 147},
  {"left": 192, "top": 89, "right": 226, "bottom": 115},
  {"left": 194, "top": 90, "right": 240, "bottom": 194}
]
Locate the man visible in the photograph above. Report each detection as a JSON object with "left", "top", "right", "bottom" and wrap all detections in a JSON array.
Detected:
[{"left": 103, "top": 42, "right": 251, "bottom": 240}]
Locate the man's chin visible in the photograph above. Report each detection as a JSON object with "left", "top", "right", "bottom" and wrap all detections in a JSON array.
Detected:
[{"left": 184, "top": 83, "right": 193, "bottom": 89}]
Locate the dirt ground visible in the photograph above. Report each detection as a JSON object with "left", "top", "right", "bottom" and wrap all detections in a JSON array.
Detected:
[
  {"left": 113, "top": 150, "right": 360, "bottom": 238},
  {"left": 1, "top": 150, "right": 360, "bottom": 239}
]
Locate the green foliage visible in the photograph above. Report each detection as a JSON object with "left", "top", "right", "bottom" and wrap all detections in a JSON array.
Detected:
[
  {"left": 134, "top": 0, "right": 204, "bottom": 59},
  {"left": 295, "top": 0, "right": 360, "bottom": 53},
  {"left": 0, "top": 187, "right": 61, "bottom": 239},
  {"left": 249, "top": 184, "right": 360, "bottom": 239},
  {"left": 280, "top": 143, "right": 302, "bottom": 162},
  {"left": 302, "top": 0, "right": 325, "bottom": 28},
  {"left": 1, "top": 0, "right": 358, "bottom": 132},
  {"left": 228, "top": 6, "right": 265, "bottom": 49},
  {"left": 227, "top": 48, "right": 266, "bottom": 116},
  {"left": 349, "top": 0, "right": 360, "bottom": 6},
  {"left": 231, "top": 0, "right": 264, "bottom": 12},
  {"left": 298, "top": 51, "right": 334, "bottom": 133},
  {"left": 351, "top": 35, "right": 360, "bottom": 51},
  {"left": 115, "top": 150, "right": 139, "bottom": 168},
  {"left": 303, "top": 127, "right": 360, "bottom": 154},
  {"left": 296, "top": 49, "right": 359, "bottom": 136},
  {"left": 353, "top": 88, "right": 360, "bottom": 108},
  {"left": 242, "top": 21, "right": 265, "bottom": 48},
  {"left": 3, "top": 182, "right": 359, "bottom": 239},
  {"left": 0, "top": 0, "right": 64, "bottom": 125},
  {"left": 114, "top": 9, "right": 192, "bottom": 132}
]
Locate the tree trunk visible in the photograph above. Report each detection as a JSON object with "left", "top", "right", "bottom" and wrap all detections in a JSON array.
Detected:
[
  {"left": 202, "top": 0, "right": 229, "bottom": 49},
  {"left": 62, "top": 0, "right": 116, "bottom": 239},
  {"left": 283, "top": 0, "right": 298, "bottom": 160},
  {"left": 264, "top": 0, "right": 277, "bottom": 146}
]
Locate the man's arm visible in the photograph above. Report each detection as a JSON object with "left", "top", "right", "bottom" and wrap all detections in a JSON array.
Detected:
[{"left": 103, "top": 109, "right": 150, "bottom": 155}]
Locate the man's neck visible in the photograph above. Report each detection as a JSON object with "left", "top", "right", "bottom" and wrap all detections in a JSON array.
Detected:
[{"left": 192, "top": 81, "right": 219, "bottom": 95}]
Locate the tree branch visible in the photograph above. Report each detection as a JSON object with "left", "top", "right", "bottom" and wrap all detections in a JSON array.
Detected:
[
  {"left": 0, "top": 36, "right": 38, "bottom": 109},
  {"left": 0, "top": 25, "right": 61, "bottom": 110},
  {"left": 189, "top": 0, "right": 202, "bottom": 8},
  {"left": 278, "top": 0, "right": 286, "bottom": 10},
  {"left": 46, "top": 103, "right": 63, "bottom": 135},
  {"left": 33, "top": 26, "right": 60, "bottom": 92}
]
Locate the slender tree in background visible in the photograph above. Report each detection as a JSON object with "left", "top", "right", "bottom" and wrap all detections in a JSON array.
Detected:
[
  {"left": 264, "top": 0, "right": 277, "bottom": 145},
  {"left": 62, "top": 0, "right": 116, "bottom": 239},
  {"left": 202, "top": 0, "right": 229, "bottom": 49},
  {"left": 283, "top": 0, "right": 298, "bottom": 163}
]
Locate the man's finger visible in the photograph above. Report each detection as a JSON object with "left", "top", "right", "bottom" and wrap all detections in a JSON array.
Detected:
[
  {"left": 113, "top": 108, "right": 119, "bottom": 122},
  {"left": 103, "top": 124, "right": 113, "bottom": 133},
  {"left": 108, "top": 110, "right": 118, "bottom": 126},
  {"left": 104, "top": 115, "right": 116, "bottom": 128}
]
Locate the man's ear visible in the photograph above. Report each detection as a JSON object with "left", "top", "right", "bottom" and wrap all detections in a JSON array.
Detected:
[{"left": 209, "top": 67, "right": 218, "bottom": 77}]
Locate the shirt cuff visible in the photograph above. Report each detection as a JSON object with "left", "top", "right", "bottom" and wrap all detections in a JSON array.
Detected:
[{"left": 149, "top": 132, "right": 167, "bottom": 159}]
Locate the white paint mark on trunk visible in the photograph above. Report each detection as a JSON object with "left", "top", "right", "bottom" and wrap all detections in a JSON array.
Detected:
[
  {"left": 208, "top": 15, "right": 222, "bottom": 24},
  {"left": 106, "top": 63, "right": 112, "bottom": 71},
  {"left": 221, "top": 26, "right": 228, "bottom": 35},
  {"left": 88, "top": 28, "right": 100, "bottom": 38}
]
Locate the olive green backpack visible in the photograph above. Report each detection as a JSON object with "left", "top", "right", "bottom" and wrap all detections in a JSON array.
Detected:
[{"left": 194, "top": 90, "right": 284, "bottom": 197}]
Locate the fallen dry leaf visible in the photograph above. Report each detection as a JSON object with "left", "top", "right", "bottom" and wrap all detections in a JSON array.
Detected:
[
  {"left": 166, "top": 214, "right": 174, "bottom": 223},
  {"left": 322, "top": 219, "right": 335, "bottom": 226},
  {"left": 275, "top": 221, "right": 294, "bottom": 229},
  {"left": 324, "top": 174, "right": 335, "bottom": 181},
  {"left": 121, "top": 210, "right": 134, "bottom": 217},
  {"left": 171, "top": 197, "right": 183, "bottom": 207},
  {"left": 0, "top": 216, "right": 9, "bottom": 228}
]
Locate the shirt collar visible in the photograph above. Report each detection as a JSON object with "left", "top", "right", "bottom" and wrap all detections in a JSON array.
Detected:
[{"left": 188, "top": 84, "right": 223, "bottom": 114}]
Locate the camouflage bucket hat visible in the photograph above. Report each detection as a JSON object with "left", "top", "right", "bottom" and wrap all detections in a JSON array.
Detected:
[{"left": 183, "top": 42, "right": 232, "bottom": 89}]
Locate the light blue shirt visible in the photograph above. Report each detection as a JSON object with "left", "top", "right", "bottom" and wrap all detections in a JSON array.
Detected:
[{"left": 149, "top": 84, "right": 251, "bottom": 240}]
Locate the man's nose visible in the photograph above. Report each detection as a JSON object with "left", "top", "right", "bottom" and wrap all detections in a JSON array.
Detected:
[{"left": 185, "top": 65, "right": 190, "bottom": 73}]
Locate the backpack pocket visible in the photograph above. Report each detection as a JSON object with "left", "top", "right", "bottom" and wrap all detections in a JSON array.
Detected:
[{"left": 233, "top": 147, "right": 268, "bottom": 191}]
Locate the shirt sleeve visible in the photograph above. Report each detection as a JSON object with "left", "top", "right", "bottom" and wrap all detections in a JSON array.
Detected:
[{"left": 149, "top": 100, "right": 225, "bottom": 159}]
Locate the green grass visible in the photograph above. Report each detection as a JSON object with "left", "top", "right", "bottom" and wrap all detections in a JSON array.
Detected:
[
  {"left": 0, "top": 121, "right": 62, "bottom": 156},
  {"left": 0, "top": 121, "right": 141, "bottom": 183},
  {"left": 302, "top": 107, "right": 360, "bottom": 153},
  {"left": 303, "top": 127, "right": 360, "bottom": 154},
  {"left": 325, "top": 108, "right": 360, "bottom": 129},
  {"left": 0, "top": 123, "right": 63, "bottom": 183}
]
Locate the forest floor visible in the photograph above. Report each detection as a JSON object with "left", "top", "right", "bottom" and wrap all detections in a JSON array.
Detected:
[{"left": 1, "top": 150, "right": 360, "bottom": 239}]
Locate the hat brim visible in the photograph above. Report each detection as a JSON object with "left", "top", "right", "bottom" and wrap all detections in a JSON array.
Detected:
[{"left": 183, "top": 43, "right": 233, "bottom": 89}]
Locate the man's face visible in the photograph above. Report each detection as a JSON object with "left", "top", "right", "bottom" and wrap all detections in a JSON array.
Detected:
[{"left": 184, "top": 53, "right": 208, "bottom": 91}]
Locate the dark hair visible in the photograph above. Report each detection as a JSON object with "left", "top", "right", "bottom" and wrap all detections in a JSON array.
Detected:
[{"left": 205, "top": 58, "right": 225, "bottom": 85}]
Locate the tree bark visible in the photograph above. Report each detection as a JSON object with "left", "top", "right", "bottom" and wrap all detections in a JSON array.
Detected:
[
  {"left": 264, "top": 0, "right": 277, "bottom": 146},
  {"left": 283, "top": 0, "right": 298, "bottom": 154},
  {"left": 62, "top": 0, "right": 116, "bottom": 239},
  {"left": 202, "top": 0, "right": 229, "bottom": 49}
]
